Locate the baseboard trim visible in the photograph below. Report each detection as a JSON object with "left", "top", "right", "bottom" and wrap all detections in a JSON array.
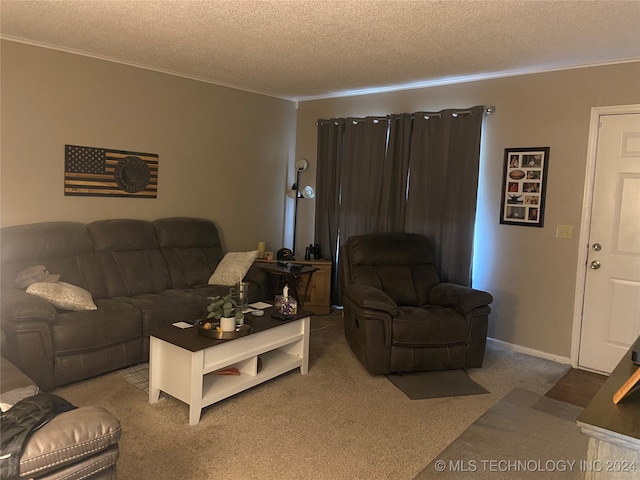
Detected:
[{"left": 487, "top": 337, "right": 571, "bottom": 365}]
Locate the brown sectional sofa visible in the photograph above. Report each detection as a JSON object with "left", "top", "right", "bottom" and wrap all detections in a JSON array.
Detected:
[{"left": 0, "top": 217, "right": 268, "bottom": 391}]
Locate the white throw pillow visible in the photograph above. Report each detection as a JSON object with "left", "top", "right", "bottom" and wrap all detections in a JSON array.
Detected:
[
  {"left": 26, "top": 281, "right": 98, "bottom": 311},
  {"left": 208, "top": 251, "right": 259, "bottom": 286}
]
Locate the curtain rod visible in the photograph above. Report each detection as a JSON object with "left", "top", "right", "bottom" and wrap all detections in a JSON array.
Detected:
[
  {"left": 317, "top": 106, "right": 495, "bottom": 125},
  {"left": 417, "top": 106, "right": 495, "bottom": 117}
]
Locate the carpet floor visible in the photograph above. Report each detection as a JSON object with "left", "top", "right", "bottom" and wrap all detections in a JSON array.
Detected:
[
  {"left": 54, "top": 313, "right": 574, "bottom": 480},
  {"left": 415, "top": 388, "right": 588, "bottom": 479},
  {"left": 123, "top": 363, "right": 490, "bottom": 401}
]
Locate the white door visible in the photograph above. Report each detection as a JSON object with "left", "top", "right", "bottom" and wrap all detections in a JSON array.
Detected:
[{"left": 578, "top": 109, "right": 640, "bottom": 374}]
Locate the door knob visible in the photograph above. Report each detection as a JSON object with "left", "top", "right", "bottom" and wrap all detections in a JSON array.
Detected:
[
  {"left": 590, "top": 260, "right": 601, "bottom": 270},
  {"left": 592, "top": 243, "right": 602, "bottom": 251}
]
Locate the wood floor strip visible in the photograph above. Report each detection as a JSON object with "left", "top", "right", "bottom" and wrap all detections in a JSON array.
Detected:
[{"left": 544, "top": 368, "right": 607, "bottom": 408}]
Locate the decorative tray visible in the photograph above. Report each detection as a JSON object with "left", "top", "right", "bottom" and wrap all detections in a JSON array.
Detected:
[{"left": 198, "top": 322, "right": 253, "bottom": 340}]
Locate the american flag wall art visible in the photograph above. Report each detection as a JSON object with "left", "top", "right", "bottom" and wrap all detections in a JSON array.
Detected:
[{"left": 64, "top": 145, "right": 158, "bottom": 198}]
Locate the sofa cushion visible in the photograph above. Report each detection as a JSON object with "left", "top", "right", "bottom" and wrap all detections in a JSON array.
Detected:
[
  {"left": 46, "top": 254, "right": 108, "bottom": 300},
  {"left": 18, "top": 405, "right": 120, "bottom": 478},
  {"left": 346, "top": 233, "right": 441, "bottom": 306},
  {"left": 114, "top": 289, "right": 206, "bottom": 335},
  {"left": 0, "top": 222, "right": 89, "bottom": 287},
  {"left": 177, "top": 283, "right": 236, "bottom": 300},
  {"left": 209, "top": 251, "right": 258, "bottom": 286},
  {"left": 26, "top": 282, "right": 97, "bottom": 311},
  {"left": 52, "top": 300, "right": 142, "bottom": 354},
  {"left": 0, "top": 222, "right": 108, "bottom": 300},
  {"left": 154, "top": 217, "right": 225, "bottom": 287},
  {"left": 88, "top": 220, "right": 171, "bottom": 297},
  {"left": 88, "top": 219, "right": 157, "bottom": 252}
]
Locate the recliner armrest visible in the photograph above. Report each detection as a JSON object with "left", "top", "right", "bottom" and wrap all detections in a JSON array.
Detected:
[
  {"left": 344, "top": 284, "right": 397, "bottom": 316},
  {"left": 18, "top": 405, "right": 121, "bottom": 478},
  {"left": 429, "top": 283, "right": 493, "bottom": 315}
]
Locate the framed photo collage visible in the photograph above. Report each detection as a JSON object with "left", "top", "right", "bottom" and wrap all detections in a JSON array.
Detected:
[{"left": 499, "top": 147, "right": 550, "bottom": 227}]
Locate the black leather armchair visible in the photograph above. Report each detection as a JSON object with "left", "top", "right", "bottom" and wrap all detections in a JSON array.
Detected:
[{"left": 340, "top": 232, "right": 493, "bottom": 375}]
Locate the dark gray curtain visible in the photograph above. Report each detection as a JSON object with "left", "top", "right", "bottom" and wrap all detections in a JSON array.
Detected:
[
  {"left": 404, "top": 106, "right": 485, "bottom": 285},
  {"left": 315, "top": 106, "right": 485, "bottom": 303},
  {"left": 315, "top": 117, "right": 388, "bottom": 303},
  {"left": 377, "top": 114, "right": 413, "bottom": 232},
  {"left": 338, "top": 117, "right": 389, "bottom": 244},
  {"left": 314, "top": 119, "right": 344, "bottom": 269}
]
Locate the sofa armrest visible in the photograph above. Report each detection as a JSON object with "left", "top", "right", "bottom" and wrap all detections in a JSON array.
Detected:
[
  {"left": 428, "top": 283, "right": 493, "bottom": 315},
  {"left": 18, "top": 405, "right": 121, "bottom": 478},
  {"left": 244, "top": 263, "right": 268, "bottom": 288},
  {"left": 343, "top": 284, "right": 397, "bottom": 316},
  {"left": 243, "top": 264, "right": 270, "bottom": 302},
  {"left": 0, "top": 358, "right": 39, "bottom": 412},
  {"left": 1, "top": 290, "right": 57, "bottom": 390},
  {"left": 1, "top": 288, "right": 57, "bottom": 325}
]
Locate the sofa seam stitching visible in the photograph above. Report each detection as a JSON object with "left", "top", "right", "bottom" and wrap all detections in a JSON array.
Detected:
[{"left": 19, "top": 428, "right": 121, "bottom": 472}]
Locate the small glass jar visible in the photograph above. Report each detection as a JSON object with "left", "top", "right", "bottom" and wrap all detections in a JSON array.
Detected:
[{"left": 275, "top": 294, "right": 297, "bottom": 317}]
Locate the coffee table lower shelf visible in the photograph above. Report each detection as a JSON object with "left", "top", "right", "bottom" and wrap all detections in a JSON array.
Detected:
[{"left": 149, "top": 315, "right": 310, "bottom": 425}]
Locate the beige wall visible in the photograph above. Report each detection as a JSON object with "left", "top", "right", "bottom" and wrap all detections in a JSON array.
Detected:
[
  {"left": 0, "top": 40, "right": 297, "bottom": 253},
  {"left": 3, "top": 39, "right": 640, "bottom": 359},
  {"left": 295, "top": 62, "right": 640, "bottom": 359}
]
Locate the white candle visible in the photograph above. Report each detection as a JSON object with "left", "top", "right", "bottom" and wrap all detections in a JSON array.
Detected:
[{"left": 283, "top": 285, "right": 289, "bottom": 298}]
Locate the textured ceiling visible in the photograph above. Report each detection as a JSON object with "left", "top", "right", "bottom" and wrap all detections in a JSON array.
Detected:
[{"left": 1, "top": 0, "right": 639, "bottom": 101}]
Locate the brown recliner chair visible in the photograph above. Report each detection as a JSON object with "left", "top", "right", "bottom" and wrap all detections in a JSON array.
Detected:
[{"left": 340, "top": 232, "right": 493, "bottom": 375}]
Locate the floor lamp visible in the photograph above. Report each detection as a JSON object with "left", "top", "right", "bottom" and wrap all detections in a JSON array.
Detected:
[{"left": 291, "top": 159, "right": 315, "bottom": 256}]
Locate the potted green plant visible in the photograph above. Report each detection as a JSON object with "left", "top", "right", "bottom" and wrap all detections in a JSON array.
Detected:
[{"left": 206, "top": 292, "right": 244, "bottom": 328}]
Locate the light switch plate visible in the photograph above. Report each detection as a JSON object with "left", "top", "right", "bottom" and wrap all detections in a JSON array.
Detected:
[{"left": 556, "top": 225, "right": 573, "bottom": 239}]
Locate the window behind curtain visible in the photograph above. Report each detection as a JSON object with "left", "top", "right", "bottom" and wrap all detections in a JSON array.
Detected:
[{"left": 316, "top": 106, "right": 485, "bottom": 304}]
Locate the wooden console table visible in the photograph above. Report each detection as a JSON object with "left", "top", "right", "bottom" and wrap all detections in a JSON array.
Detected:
[{"left": 577, "top": 336, "right": 640, "bottom": 479}]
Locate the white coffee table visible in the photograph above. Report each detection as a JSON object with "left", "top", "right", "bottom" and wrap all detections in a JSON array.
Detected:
[{"left": 149, "top": 309, "right": 310, "bottom": 425}]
